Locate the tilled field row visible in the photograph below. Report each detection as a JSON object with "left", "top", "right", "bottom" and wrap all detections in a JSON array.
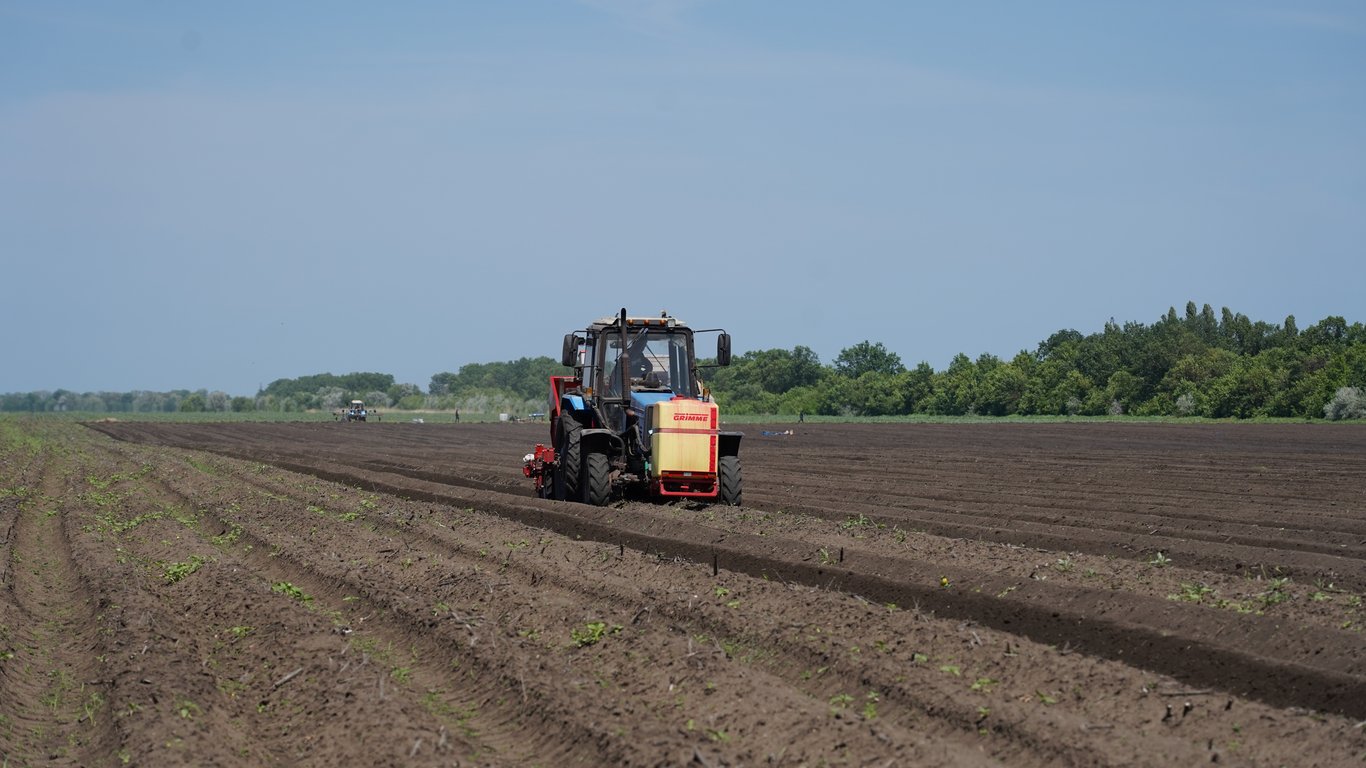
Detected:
[
  {"left": 56, "top": 419, "right": 1366, "bottom": 766},
  {"left": 150, "top": 434, "right": 1366, "bottom": 713}
]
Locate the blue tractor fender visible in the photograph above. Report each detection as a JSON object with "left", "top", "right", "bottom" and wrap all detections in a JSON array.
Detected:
[{"left": 579, "top": 427, "right": 622, "bottom": 456}]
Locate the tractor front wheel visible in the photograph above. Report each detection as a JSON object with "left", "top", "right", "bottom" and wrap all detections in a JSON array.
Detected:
[
  {"left": 583, "top": 451, "right": 611, "bottom": 506},
  {"left": 717, "top": 455, "right": 742, "bottom": 506}
]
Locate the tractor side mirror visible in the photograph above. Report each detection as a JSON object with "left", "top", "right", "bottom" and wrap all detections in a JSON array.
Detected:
[
  {"left": 716, "top": 333, "right": 732, "bottom": 366},
  {"left": 561, "top": 334, "right": 580, "bottom": 367}
]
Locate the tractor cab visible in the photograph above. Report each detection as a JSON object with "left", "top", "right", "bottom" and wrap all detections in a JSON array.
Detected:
[
  {"left": 594, "top": 321, "right": 702, "bottom": 439},
  {"left": 603, "top": 327, "right": 695, "bottom": 397},
  {"left": 574, "top": 311, "right": 733, "bottom": 440}
]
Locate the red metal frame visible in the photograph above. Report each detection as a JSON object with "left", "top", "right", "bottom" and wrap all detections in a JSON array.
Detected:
[
  {"left": 655, "top": 472, "right": 719, "bottom": 498},
  {"left": 545, "top": 375, "right": 580, "bottom": 438}
]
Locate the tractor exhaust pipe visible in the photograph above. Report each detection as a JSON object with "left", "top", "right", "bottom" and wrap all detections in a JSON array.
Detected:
[{"left": 618, "top": 307, "right": 630, "bottom": 402}]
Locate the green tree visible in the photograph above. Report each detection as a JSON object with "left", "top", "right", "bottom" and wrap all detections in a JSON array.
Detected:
[
  {"left": 259, "top": 372, "right": 395, "bottom": 401},
  {"left": 746, "top": 346, "right": 825, "bottom": 394},
  {"left": 844, "top": 371, "right": 906, "bottom": 416},
  {"left": 976, "top": 362, "right": 1027, "bottom": 416},
  {"left": 429, "top": 357, "right": 566, "bottom": 401},
  {"left": 1205, "top": 356, "right": 1283, "bottom": 418},
  {"left": 926, "top": 354, "right": 977, "bottom": 415},
  {"left": 1018, "top": 356, "right": 1071, "bottom": 415},
  {"left": 388, "top": 382, "right": 422, "bottom": 402},
  {"left": 899, "top": 362, "right": 936, "bottom": 413},
  {"left": 1301, "top": 316, "right": 1348, "bottom": 349},
  {"left": 1103, "top": 370, "right": 1144, "bottom": 414},
  {"left": 1055, "top": 371, "right": 1095, "bottom": 415},
  {"left": 1037, "top": 329, "right": 1083, "bottom": 361},
  {"left": 833, "top": 341, "right": 904, "bottom": 379}
]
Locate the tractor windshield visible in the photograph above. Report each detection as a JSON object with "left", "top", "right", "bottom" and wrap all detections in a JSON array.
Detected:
[{"left": 603, "top": 328, "right": 695, "bottom": 398}]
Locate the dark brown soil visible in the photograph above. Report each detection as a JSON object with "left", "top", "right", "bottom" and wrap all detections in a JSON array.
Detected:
[{"left": 2, "top": 418, "right": 1364, "bottom": 766}]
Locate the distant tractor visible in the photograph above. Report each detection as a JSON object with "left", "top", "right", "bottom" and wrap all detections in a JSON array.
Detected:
[
  {"left": 523, "top": 309, "right": 742, "bottom": 506},
  {"left": 340, "top": 400, "right": 369, "bottom": 422}
]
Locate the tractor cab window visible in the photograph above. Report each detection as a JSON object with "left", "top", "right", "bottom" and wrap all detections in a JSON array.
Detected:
[{"left": 603, "top": 328, "right": 695, "bottom": 398}]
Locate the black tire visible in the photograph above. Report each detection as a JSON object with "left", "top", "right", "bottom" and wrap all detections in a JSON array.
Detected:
[
  {"left": 717, "top": 455, "right": 742, "bottom": 506},
  {"left": 555, "top": 415, "right": 582, "bottom": 501},
  {"left": 582, "top": 451, "right": 611, "bottom": 506}
]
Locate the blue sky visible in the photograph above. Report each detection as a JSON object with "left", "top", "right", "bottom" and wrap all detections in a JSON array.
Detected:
[{"left": 3, "top": 1, "right": 1363, "bottom": 395}]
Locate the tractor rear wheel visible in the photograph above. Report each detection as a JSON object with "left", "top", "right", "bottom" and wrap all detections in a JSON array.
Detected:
[
  {"left": 718, "top": 455, "right": 742, "bottom": 505},
  {"left": 583, "top": 451, "right": 611, "bottom": 506},
  {"left": 555, "top": 415, "right": 582, "bottom": 501}
]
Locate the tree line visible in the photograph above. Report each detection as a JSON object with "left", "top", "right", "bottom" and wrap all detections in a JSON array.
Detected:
[
  {"left": 705, "top": 303, "right": 1365, "bottom": 419},
  {"left": 3, "top": 303, "right": 1363, "bottom": 419},
  {"left": 0, "top": 360, "right": 564, "bottom": 416}
]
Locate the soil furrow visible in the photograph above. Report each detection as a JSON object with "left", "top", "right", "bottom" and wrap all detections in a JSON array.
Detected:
[
  {"left": 68, "top": 419, "right": 1366, "bottom": 766},
  {"left": 91, "top": 441, "right": 568, "bottom": 767},
  {"left": 144, "top": 447, "right": 1321, "bottom": 767},
  {"left": 188, "top": 448, "right": 1366, "bottom": 718},
  {"left": 738, "top": 493, "right": 1366, "bottom": 587},
  {"left": 0, "top": 452, "right": 121, "bottom": 766},
  {"left": 195, "top": 453, "right": 1005, "bottom": 766}
]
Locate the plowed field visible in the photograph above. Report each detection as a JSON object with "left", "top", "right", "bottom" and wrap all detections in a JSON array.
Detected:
[{"left": 2, "top": 418, "right": 1364, "bottom": 766}]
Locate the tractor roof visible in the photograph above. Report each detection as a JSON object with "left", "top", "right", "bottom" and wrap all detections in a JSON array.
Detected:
[{"left": 587, "top": 312, "right": 688, "bottom": 332}]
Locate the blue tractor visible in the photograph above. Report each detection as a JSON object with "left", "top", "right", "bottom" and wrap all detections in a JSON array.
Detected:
[
  {"left": 523, "top": 309, "right": 742, "bottom": 506},
  {"left": 340, "top": 400, "right": 369, "bottom": 422}
]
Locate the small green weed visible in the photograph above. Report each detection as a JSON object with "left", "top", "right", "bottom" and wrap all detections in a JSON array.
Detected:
[
  {"left": 1259, "top": 577, "right": 1292, "bottom": 608},
  {"left": 862, "top": 691, "right": 880, "bottom": 720},
  {"left": 163, "top": 556, "right": 208, "bottom": 584},
  {"left": 840, "top": 513, "right": 872, "bottom": 530},
  {"left": 1169, "top": 582, "right": 1215, "bottom": 603},
  {"left": 971, "top": 677, "right": 998, "bottom": 692},
  {"left": 570, "top": 621, "right": 621, "bottom": 648},
  {"left": 271, "top": 582, "right": 312, "bottom": 602},
  {"left": 211, "top": 524, "right": 243, "bottom": 546}
]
